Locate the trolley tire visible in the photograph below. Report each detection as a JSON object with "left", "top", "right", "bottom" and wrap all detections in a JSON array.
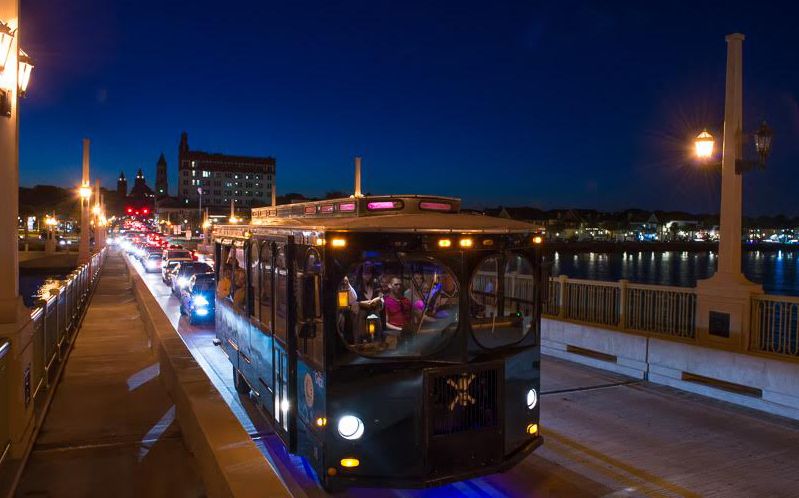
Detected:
[{"left": 233, "top": 367, "right": 250, "bottom": 394}]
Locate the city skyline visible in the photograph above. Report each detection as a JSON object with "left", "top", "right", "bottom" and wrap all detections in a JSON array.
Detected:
[{"left": 17, "top": 1, "right": 799, "bottom": 214}]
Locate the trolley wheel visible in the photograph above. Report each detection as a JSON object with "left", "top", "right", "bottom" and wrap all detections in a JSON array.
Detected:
[{"left": 233, "top": 367, "right": 250, "bottom": 395}]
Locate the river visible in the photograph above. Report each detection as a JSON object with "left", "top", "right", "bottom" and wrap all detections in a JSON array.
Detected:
[{"left": 550, "top": 250, "right": 799, "bottom": 297}]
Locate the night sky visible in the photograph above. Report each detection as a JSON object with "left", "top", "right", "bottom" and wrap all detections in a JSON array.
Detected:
[{"left": 18, "top": 1, "right": 799, "bottom": 214}]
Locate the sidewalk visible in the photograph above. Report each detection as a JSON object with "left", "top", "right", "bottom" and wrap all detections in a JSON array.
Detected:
[{"left": 14, "top": 253, "right": 205, "bottom": 498}]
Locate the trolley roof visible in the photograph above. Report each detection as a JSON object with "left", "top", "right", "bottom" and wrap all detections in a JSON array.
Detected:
[{"left": 236, "top": 195, "right": 539, "bottom": 234}]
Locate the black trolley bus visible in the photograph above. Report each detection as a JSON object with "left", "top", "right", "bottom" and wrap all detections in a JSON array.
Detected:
[{"left": 213, "top": 194, "right": 544, "bottom": 491}]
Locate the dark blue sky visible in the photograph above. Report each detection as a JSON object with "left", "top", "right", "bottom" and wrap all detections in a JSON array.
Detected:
[{"left": 18, "top": 1, "right": 799, "bottom": 214}]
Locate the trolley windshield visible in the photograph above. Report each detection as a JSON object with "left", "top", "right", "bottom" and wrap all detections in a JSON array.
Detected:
[{"left": 336, "top": 254, "right": 459, "bottom": 358}]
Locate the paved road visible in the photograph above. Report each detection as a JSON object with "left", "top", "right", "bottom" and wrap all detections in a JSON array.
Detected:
[{"left": 129, "top": 251, "right": 799, "bottom": 497}]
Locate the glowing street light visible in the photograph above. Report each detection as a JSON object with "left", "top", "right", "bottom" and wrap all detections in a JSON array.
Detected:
[
  {"left": 0, "top": 21, "right": 14, "bottom": 71},
  {"left": 694, "top": 130, "right": 714, "bottom": 160},
  {"left": 17, "top": 49, "right": 32, "bottom": 97},
  {"left": 92, "top": 204, "right": 101, "bottom": 216},
  {"left": 79, "top": 184, "right": 92, "bottom": 200}
]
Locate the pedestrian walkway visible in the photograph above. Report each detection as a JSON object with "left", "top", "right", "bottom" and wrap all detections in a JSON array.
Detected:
[{"left": 14, "top": 253, "right": 205, "bottom": 498}]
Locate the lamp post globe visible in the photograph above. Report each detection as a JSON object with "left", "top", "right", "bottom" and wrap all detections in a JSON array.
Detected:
[
  {"left": 754, "top": 121, "right": 773, "bottom": 164},
  {"left": 695, "top": 129, "right": 715, "bottom": 160}
]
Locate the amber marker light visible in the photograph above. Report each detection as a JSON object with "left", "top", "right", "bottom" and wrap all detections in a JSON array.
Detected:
[
  {"left": 340, "top": 458, "right": 360, "bottom": 468},
  {"left": 533, "top": 236, "right": 543, "bottom": 245},
  {"left": 316, "top": 417, "right": 327, "bottom": 428},
  {"left": 438, "top": 238, "right": 452, "bottom": 248},
  {"left": 459, "top": 238, "right": 473, "bottom": 248},
  {"left": 526, "top": 423, "right": 539, "bottom": 435},
  {"left": 331, "top": 237, "right": 347, "bottom": 248}
]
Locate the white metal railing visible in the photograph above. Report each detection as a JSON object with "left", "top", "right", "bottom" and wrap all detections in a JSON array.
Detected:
[
  {"left": 751, "top": 294, "right": 799, "bottom": 357},
  {"left": 544, "top": 275, "right": 697, "bottom": 340}
]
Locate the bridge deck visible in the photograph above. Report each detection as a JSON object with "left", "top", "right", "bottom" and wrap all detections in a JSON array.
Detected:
[
  {"left": 16, "top": 249, "right": 799, "bottom": 497},
  {"left": 14, "top": 252, "right": 205, "bottom": 498}
]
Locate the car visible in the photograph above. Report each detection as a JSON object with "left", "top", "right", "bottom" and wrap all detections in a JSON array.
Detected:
[
  {"left": 179, "top": 273, "right": 216, "bottom": 324},
  {"left": 162, "top": 260, "right": 182, "bottom": 285},
  {"left": 143, "top": 252, "right": 164, "bottom": 273},
  {"left": 170, "top": 262, "right": 213, "bottom": 295}
]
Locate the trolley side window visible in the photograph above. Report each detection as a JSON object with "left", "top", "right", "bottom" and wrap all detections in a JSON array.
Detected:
[
  {"left": 336, "top": 256, "right": 459, "bottom": 358},
  {"left": 229, "top": 246, "right": 247, "bottom": 312},
  {"left": 248, "top": 241, "right": 260, "bottom": 320},
  {"left": 217, "top": 244, "right": 233, "bottom": 301},
  {"left": 297, "top": 247, "right": 323, "bottom": 367},
  {"left": 274, "top": 245, "right": 289, "bottom": 343},
  {"left": 260, "top": 242, "right": 273, "bottom": 332},
  {"left": 469, "top": 253, "right": 535, "bottom": 348}
]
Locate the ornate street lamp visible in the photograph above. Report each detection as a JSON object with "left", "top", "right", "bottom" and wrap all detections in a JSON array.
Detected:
[
  {"left": 0, "top": 21, "right": 14, "bottom": 71},
  {"left": 79, "top": 184, "right": 92, "bottom": 200},
  {"left": 694, "top": 130, "right": 714, "bottom": 160},
  {"left": 18, "top": 49, "right": 32, "bottom": 97},
  {"left": 694, "top": 121, "right": 772, "bottom": 174}
]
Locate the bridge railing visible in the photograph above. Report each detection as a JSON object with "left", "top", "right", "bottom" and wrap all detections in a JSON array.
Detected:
[
  {"left": 545, "top": 275, "right": 697, "bottom": 341},
  {"left": 0, "top": 340, "right": 9, "bottom": 465},
  {"left": 0, "top": 248, "right": 106, "bottom": 470},
  {"left": 750, "top": 294, "right": 799, "bottom": 358}
]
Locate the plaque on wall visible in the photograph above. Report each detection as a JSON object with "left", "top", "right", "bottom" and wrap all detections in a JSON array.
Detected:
[{"left": 709, "top": 311, "right": 730, "bottom": 338}]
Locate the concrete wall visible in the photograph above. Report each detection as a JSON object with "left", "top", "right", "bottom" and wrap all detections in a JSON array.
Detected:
[
  {"left": 125, "top": 258, "right": 291, "bottom": 498},
  {"left": 542, "top": 317, "right": 799, "bottom": 421}
]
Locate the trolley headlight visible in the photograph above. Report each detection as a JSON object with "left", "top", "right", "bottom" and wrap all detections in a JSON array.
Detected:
[
  {"left": 193, "top": 295, "right": 209, "bottom": 306},
  {"left": 526, "top": 388, "right": 538, "bottom": 409},
  {"left": 337, "top": 415, "right": 364, "bottom": 440},
  {"left": 177, "top": 277, "right": 190, "bottom": 288}
]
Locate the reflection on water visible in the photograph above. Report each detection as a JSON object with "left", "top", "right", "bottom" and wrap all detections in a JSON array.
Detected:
[
  {"left": 551, "top": 251, "right": 799, "bottom": 297},
  {"left": 20, "top": 273, "right": 67, "bottom": 307}
]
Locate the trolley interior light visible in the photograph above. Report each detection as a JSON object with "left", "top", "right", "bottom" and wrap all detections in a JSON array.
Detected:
[
  {"left": 438, "top": 239, "right": 452, "bottom": 248},
  {"left": 337, "top": 415, "right": 365, "bottom": 440},
  {"left": 338, "top": 202, "right": 356, "bottom": 212},
  {"left": 331, "top": 238, "right": 347, "bottom": 248},
  {"left": 459, "top": 238, "right": 473, "bottom": 248},
  {"left": 337, "top": 290, "right": 350, "bottom": 308}
]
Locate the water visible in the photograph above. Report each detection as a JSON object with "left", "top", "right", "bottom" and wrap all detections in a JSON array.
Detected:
[
  {"left": 551, "top": 250, "right": 799, "bottom": 297},
  {"left": 20, "top": 271, "right": 69, "bottom": 307}
]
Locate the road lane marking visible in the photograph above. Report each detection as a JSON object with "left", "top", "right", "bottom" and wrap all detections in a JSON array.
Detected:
[{"left": 544, "top": 427, "right": 700, "bottom": 498}]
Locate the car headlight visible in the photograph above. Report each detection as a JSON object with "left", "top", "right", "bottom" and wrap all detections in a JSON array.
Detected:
[
  {"left": 177, "top": 277, "right": 189, "bottom": 287},
  {"left": 193, "top": 295, "right": 209, "bottom": 306},
  {"left": 526, "top": 388, "right": 538, "bottom": 410},
  {"left": 337, "top": 415, "right": 364, "bottom": 440}
]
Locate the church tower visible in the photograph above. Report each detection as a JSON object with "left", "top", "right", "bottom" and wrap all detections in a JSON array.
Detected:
[
  {"left": 117, "top": 171, "right": 127, "bottom": 197},
  {"left": 155, "top": 153, "right": 168, "bottom": 198}
]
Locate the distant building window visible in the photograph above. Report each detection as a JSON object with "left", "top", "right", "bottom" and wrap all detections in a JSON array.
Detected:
[
  {"left": 182, "top": 170, "right": 189, "bottom": 176},
  {"left": 255, "top": 191, "right": 263, "bottom": 197},
  {"left": 214, "top": 198, "right": 220, "bottom": 204},
  {"left": 191, "top": 161, "right": 196, "bottom": 168},
  {"left": 202, "top": 171, "right": 210, "bottom": 178},
  {"left": 213, "top": 190, "right": 220, "bottom": 195}
]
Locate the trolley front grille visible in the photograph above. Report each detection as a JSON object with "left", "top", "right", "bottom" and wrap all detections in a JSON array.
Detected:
[{"left": 428, "top": 364, "right": 501, "bottom": 436}]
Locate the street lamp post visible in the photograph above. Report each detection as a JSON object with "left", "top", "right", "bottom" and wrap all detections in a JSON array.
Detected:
[
  {"left": 78, "top": 138, "right": 92, "bottom": 264},
  {"left": 694, "top": 33, "right": 765, "bottom": 348}
]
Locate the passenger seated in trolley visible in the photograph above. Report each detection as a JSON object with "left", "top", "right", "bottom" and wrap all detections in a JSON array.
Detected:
[{"left": 337, "top": 260, "right": 460, "bottom": 355}]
